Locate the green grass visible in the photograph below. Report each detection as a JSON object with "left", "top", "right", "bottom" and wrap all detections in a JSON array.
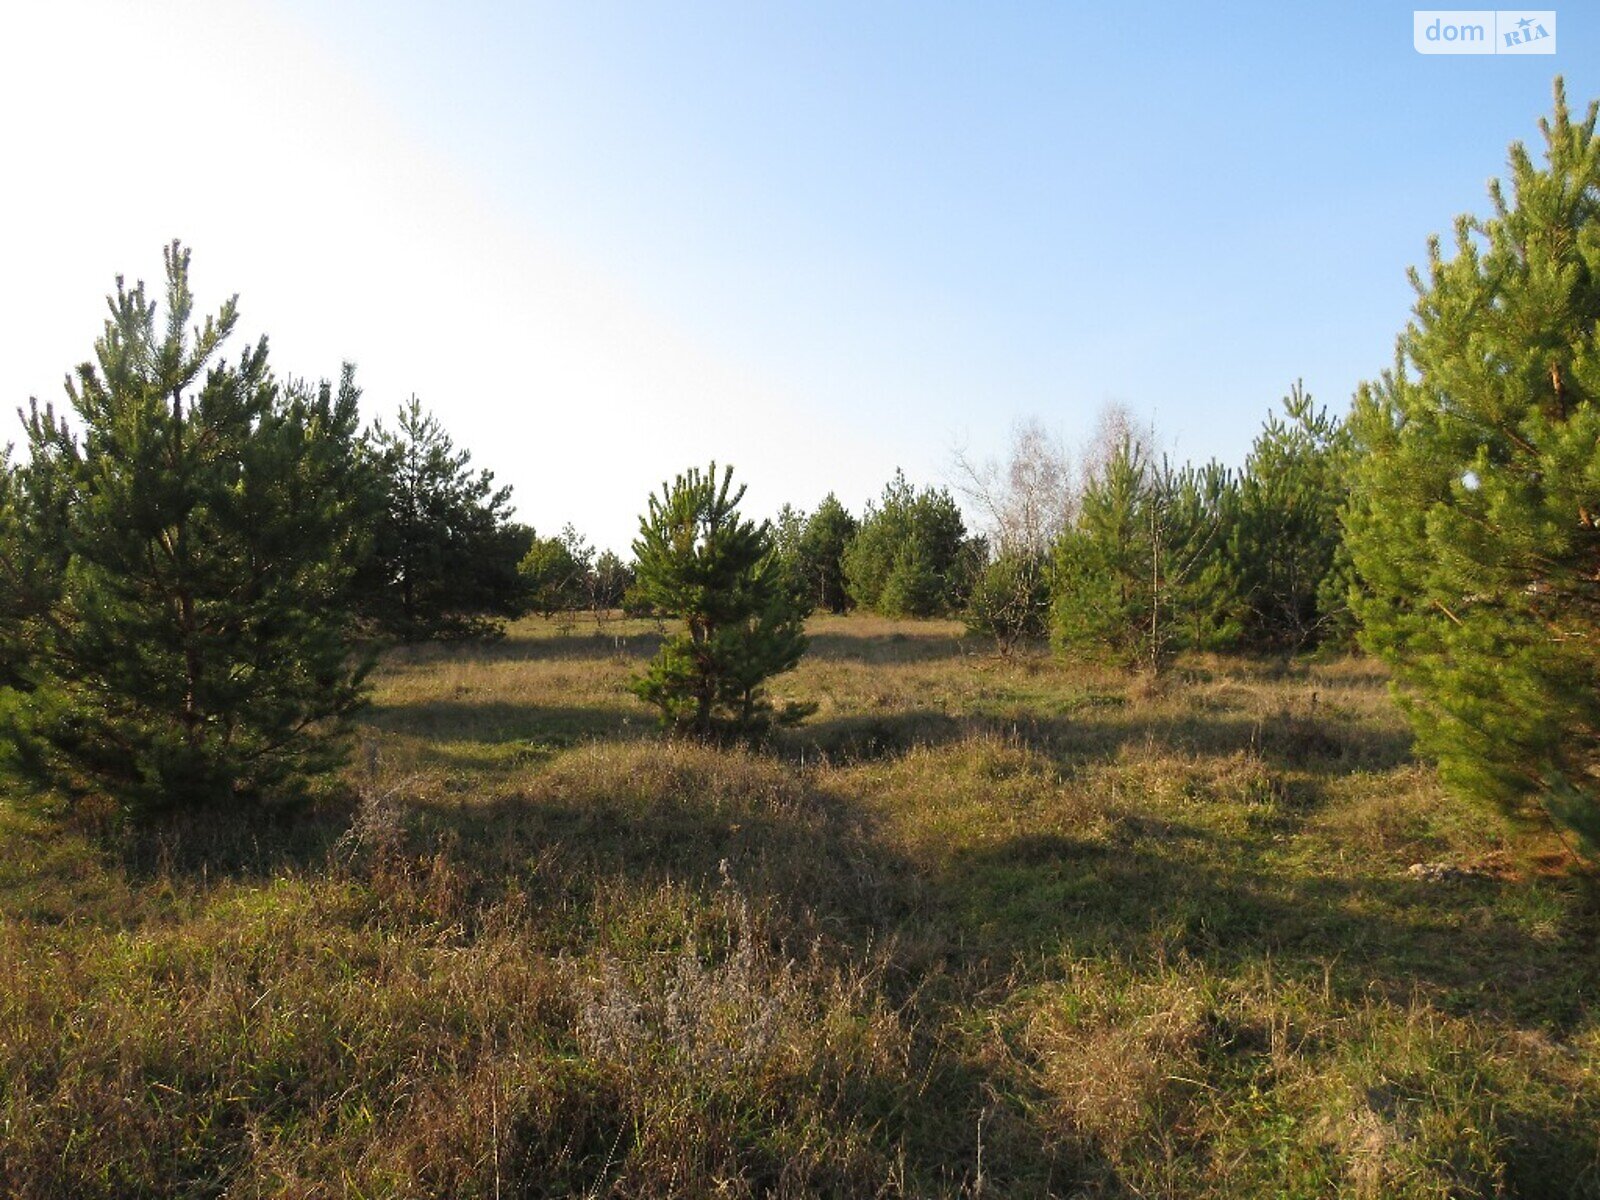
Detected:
[{"left": 2, "top": 613, "right": 1597, "bottom": 1197}]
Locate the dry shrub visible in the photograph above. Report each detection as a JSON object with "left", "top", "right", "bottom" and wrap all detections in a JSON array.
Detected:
[{"left": 576, "top": 892, "right": 794, "bottom": 1081}]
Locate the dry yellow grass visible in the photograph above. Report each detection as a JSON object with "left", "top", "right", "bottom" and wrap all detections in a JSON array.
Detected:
[{"left": 1, "top": 613, "right": 1596, "bottom": 1197}]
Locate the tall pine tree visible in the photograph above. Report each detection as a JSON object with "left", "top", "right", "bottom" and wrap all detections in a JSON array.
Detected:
[
  {"left": 0, "top": 243, "right": 369, "bottom": 813},
  {"left": 1346, "top": 79, "right": 1600, "bottom": 855},
  {"left": 357, "top": 398, "right": 527, "bottom": 640}
]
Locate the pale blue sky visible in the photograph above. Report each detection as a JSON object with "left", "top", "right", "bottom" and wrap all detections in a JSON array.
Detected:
[{"left": 1, "top": 3, "right": 1591, "bottom": 550}]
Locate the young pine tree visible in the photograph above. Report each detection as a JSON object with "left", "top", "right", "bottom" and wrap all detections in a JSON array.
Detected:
[
  {"left": 0, "top": 404, "right": 74, "bottom": 691},
  {"left": 1052, "top": 438, "right": 1153, "bottom": 663},
  {"left": 1346, "top": 80, "right": 1600, "bottom": 856},
  {"left": 1051, "top": 439, "right": 1235, "bottom": 669},
  {"left": 769, "top": 502, "right": 815, "bottom": 614},
  {"left": 1232, "top": 382, "right": 1351, "bottom": 651},
  {"left": 630, "top": 464, "right": 810, "bottom": 740},
  {"left": 1166, "top": 460, "right": 1245, "bottom": 654},
  {"left": 0, "top": 243, "right": 369, "bottom": 813}
]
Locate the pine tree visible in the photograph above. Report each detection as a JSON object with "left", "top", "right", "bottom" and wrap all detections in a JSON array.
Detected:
[
  {"left": 770, "top": 502, "right": 814, "bottom": 613},
  {"left": 0, "top": 243, "right": 369, "bottom": 813},
  {"left": 1346, "top": 79, "right": 1600, "bottom": 855},
  {"left": 630, "top": 464, "right": 810, "bottom": 739},
  {"left": 1232, "top": 383, "right": 1351, "bottom": 651},
  {"left": 797, "top": 494, "right": 859, "bottom": 614},
  {"left": 1051, "top": 438, "right": 1155, "bottom": 664},
  {"left": 0, "top": 402, "right": 74, "bottom": 691},
  {"left": 357, "top": 398, "right": 526, "bottom": 640},
  {"left": 1051, "top": 439, "right": 1235, "bottom": 669},
  {"left": 842, "top": 470, "right": 968, "bottom": 616},
  {"left": 1167, "top": 460, "right": 1245, "bottom": 653}
]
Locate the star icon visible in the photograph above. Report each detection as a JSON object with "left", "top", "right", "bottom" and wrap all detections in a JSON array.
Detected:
[{"left": 1516, "top": 16, "right": 1533, "bottom": 30}]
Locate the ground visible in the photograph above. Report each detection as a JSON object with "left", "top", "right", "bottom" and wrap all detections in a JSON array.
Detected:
[{"left": 2, "top": 614, "right": 1596, "bottom": 1197}]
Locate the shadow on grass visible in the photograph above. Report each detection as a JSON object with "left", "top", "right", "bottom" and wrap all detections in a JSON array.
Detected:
[
  {"left": 393, "top": 754, "right": 1599, "bottom": 1188},
  {"left": 502, "top": 628, "right": 665, "bottom": 663},
  {"left": 1014, "top": 708, "right": 1414, "bottom": 775},
  {"left": 109, "top": 674, "right": 1411, "bottom": 904},
  {"left": 781, "top": 709, "right": 971, "bottom": 762},
  {"left": 105, "top": 796, "right": 351, "bottom": 887},
  {"left": 781, "top": 704, "right": 1412, "bottom": 779},
  {"left": 411, "top": 769, "right": 920, "bottom": 945},
  {"left": 399, "top": 764, "right": 1085, "bottom": 1192},
  {"left": 937, "top": 825, "right": 1600, "bottom": 1030},
  {"left": 382, "top": 628, "right": 666, "bottom": 667},
  {"left": 385, "top": 726, "right": 1598, "bottom": 1035},
  {"left": 384, "top": 620, "right": 982, "bottom": 669},
  {"left": 804, "top": 629, "right": 980, "bottom": 664},
  {"left": 360, "top": 699, "right": 645, "bottom": 744},
  {"left": 64, "top": 696, "right": 1595, "bottom": 1194}
]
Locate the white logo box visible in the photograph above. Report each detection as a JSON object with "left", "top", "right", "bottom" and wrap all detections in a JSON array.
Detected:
[{"left": 1413, "top": 10, "right": 1556, "bottom": 54}]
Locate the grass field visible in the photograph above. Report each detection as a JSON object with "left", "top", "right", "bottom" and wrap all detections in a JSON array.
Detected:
[{"left": 2, "top": 613, "right": 1597, "bottom": 1197}]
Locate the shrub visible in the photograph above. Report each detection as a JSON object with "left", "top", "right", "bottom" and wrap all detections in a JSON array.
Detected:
[{"left": 965, "top": 552, "right": 1050, "bottom": 654}]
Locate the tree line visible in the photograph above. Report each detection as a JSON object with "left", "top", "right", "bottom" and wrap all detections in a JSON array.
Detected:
[
  {"left": 1, "top": 80, "right": 1597, "bottom": 861},
  {"left": 0, "top": 243, "right": 1347, "bottom": 810}
]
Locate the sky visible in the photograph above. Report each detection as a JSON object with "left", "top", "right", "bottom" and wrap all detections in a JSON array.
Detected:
[{"left": 0, "top": 2, "right": 1591, "bottom": 552}]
